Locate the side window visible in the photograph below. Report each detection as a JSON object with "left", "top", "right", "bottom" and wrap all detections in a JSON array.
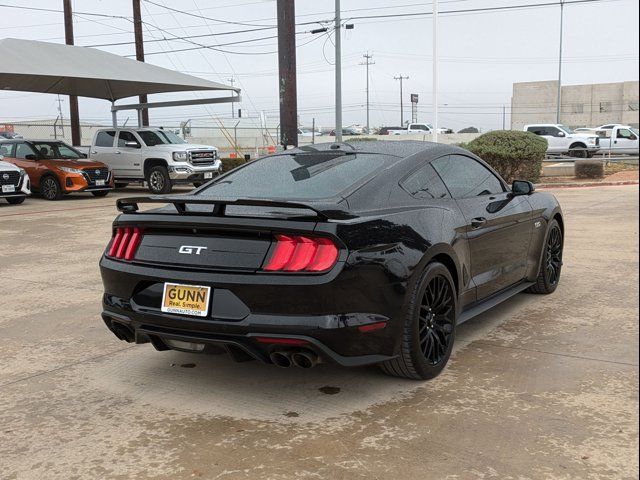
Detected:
[
  {"left": 15, "top": 143, "right": 37, "bottom": 159},
  {"left": 401, "top": 164, "right": 450, "bottom": 199},
  {"left": 95, "top": 131, "right": 116, "bottom": 147},
  {"left": 617, "top": 128, "right": 633, "bottom": 139},
  {"left": 432, "top": 155, "right": 504, "bottom": 199},
  {"left": 527, "top": 126, "right": 547, "bottom": 136},
  {"left": 118, "top": 131, "right": 139, "bottom": 147},
  {"left": 0, "top": 143, "right": 14, "bottom": 157},
  {"left": 548, "top": 127, "right": 563, "bottom": 137}
]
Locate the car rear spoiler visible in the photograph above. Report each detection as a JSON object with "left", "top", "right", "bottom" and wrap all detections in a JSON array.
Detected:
[{"left": 116, "top": 195, "right": 350, "bottom": 220}]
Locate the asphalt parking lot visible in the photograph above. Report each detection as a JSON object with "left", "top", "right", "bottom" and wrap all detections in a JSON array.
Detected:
[{"left": 0, "top": 185, "right": 638, "bottom": 480}]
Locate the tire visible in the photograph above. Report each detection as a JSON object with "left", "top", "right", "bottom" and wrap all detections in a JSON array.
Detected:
[
  {"left": 6, "top": 196, "right": 25, "bottom": 205},
  {"left": 91, "top": 191, "right": 109, "bottom": 197},
  {"left": 40, "top": 175, "right": 63, "bottom": 201},
  {"left": 379, "top": 262, "right": 457, "bottom": 380},
  {"left": 568, "top": 144, "right": 588, "bottom": 158},
  {"left": 115, "top": 182, "right": 129, "bottom": 189},
  {"left": 527, "top": 219, "right": 563, "bottom": 294},
  {"left": 146, "top": 165, "right": 172, "bottom": 194}
]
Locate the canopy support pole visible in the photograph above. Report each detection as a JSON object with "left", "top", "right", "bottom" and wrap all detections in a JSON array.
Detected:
[{"left": 111, "top": 102, "right": 118, "bottom": 127}]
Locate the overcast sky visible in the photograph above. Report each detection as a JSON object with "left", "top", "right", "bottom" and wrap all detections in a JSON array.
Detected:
[{"left": 0, "top": 0, "right": 638, "bottom": 131}]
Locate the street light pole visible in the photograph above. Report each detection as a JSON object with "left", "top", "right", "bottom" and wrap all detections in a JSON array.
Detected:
[
  {"left": 335, "top": 0, "right": 343, "bottom": 142},
  {"left": 556, "top": 0, "right": 565, "bottom": 124},
  {"left": 228, "top": 77, "right": 236, "bottom": 118},
  {"left": 433, "top": 0, "right": 439, "bottom": 143}
]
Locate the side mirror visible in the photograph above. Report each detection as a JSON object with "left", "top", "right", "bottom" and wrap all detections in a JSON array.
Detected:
[
  {"left": 556, "top": 131, "right": 565, "bottom": 137},
  {"left": 125, "top": 141, "right": 141, "bottom": 149},
  {"left": 25, "top": 154, "right": 37, "bottom": 160},
  {"left": 512, "top": 180, "right": 535, "bottom": 196}
]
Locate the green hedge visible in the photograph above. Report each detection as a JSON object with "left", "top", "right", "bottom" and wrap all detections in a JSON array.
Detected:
[
  {"left": 221, "top": 157, "right": 249, "bottom": 173},
  {"left": 575, "top": 160, "right": 605, "bottom": 179},
  {"left": 465, "top": 130, "right": 547, "bottom": 183}
]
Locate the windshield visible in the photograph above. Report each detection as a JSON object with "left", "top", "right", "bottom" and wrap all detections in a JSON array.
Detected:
[
  {"left": 31, "top": 142, "right": 83, "bottom": 160},
  {"left": 137, "top": 130, "right": 186, "bottom": 146},
  {"left": 632, "top": 128, "right": 639, "bottom": 136},
  {"left": 198, "top": 151, "right": 397, "bottom": 200},
  {"left": 558, "top": 125, "right": 575, "bottom": 135}
]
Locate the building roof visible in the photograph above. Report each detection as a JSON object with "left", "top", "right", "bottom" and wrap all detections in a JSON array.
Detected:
[{"left": 0, "top": 38, "right": 238, "bottom": 101}]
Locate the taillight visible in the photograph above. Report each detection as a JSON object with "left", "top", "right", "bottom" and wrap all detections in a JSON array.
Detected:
[
  {"left": 107, "top": 227, "right": 144, "bottom": 261},
  {"left": 263, "top": 235, "right": 339, "bottom": 273}
]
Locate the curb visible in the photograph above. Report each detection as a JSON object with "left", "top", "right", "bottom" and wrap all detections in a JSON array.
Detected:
[{"left": 536, "top": 180, "right": 639, "bottom": 189}]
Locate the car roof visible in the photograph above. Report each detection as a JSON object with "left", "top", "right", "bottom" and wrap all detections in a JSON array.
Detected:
[{"left": 282, "top": 140, "right": 451, "bottom": 159}]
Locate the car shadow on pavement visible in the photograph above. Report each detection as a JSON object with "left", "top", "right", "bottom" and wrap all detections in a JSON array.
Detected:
[{"left": 84, "top": 294, "right": 533, "bottom": 424}]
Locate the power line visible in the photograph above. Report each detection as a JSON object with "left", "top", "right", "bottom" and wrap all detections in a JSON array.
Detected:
[{"left": 143, "top": 0, "right": 277, "bottom": 28}]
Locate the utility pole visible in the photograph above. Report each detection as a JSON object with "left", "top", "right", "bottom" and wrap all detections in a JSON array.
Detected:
[
  {"left": 276, "top": 0, "right": 298, "bottom": 148},
  {"left": 335, "top": 0, "right": 343, "bottom": 142},
  {"left": 556, "top": 0, "right": 565, "bottom": 124},
  {"left": 132, "top": 0, "right": 149, "bottom": 126},
  {"left": 63, "top": 0, "right": 81, "bottom": 146},
  {"left": 228, "top": 77, "right": 236, "bottom": 118},
  {"left": 502, "top": 105, "right": 506, "bottom": 130},
  {"left": 433, "top": 0, "right": 439, "bottom": 143},
  {"left": 394, "top": 75, "right": 409, "bottom": 126},
  {"left": 360, "top": 53, "right": 375, "bottom": 134}
]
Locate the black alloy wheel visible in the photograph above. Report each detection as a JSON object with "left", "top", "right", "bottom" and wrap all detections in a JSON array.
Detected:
[
  {"left": 545, "top": 224, "right": 563, "bottom": 286},
  {"left": 380, "top": 261, "right": 457, "bottom": 380},
  {"left": 419, "top": 276, "right": 456, "bottom": 366},
  {"left": 40, "top": 176, "right": 63, "bottom": 200},
  {"left": 528, "top": 219, "right": 563, "bottom": 294}
]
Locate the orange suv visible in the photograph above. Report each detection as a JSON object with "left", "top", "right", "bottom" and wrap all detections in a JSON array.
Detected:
[{"left": 0, "top": 139, "right": 114, "bottom": 200}]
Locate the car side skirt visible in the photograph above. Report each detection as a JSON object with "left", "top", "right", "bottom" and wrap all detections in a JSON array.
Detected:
[{"left": 458, "top": 280, "right": 535, "bottom": 324}]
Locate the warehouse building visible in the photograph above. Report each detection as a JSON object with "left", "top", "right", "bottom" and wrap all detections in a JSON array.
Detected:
[{"left": 511, "top": 80, "right": 639, "bottom": 130}]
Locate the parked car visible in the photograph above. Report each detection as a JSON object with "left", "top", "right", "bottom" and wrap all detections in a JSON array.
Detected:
[
  {"left": 99, "top": 141, "right": 564, "bottom": 380},
  {"left": 524, "top": 124, "right": 600, "bottom": 157},
  {"left": 297, "top": 128, "right": 321, "bottom": 138},
  {"left": 0, "top": 130, "right": 23, "bottom": 139},
  {"left": 0, "top": 139, "right": 114, "bottom": 200},
  {"left": 329, "top": 127, "right": 360, "bottom": 136},
  {"left": 89, "top": 128, "right": 222, "bottom": 194},
  {"left": 595, "top": 125, "right": 639, "bottom": 155},
  {"left": 378, "top": 126, "right": 404, "bottom": 135},
  {"left": 0, "top": 153, "right": 30, "bottom": 205},
  {"left": 389, "top": 123, "right": 433, "bottom": 135}
]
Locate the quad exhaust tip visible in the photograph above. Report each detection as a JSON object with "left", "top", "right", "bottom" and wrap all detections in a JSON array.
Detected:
[{"left": 270, "top": 350, "right": 319, "bottom": 369}]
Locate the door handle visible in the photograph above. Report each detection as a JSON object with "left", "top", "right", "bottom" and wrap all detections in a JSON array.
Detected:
[
  {"left": 114, "top": 150, "right": 122, "bottom": 154},
  {"left": 471, "top": 217, "right": 487, "bottom": 229}
]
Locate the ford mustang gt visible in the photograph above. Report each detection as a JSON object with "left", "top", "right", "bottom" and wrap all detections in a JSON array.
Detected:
[{"left": 99, "top": 141, "right": 563, "bottom": 380}]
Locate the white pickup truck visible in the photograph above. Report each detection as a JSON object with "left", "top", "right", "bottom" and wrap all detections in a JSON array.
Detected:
[
  {"left": 594, "top": 125, "right": 639, "bottom": 155},
  {"left": 89, "top": 127, "right": 222, "bottom": 194},
  {"left": 389, "top": 123, "right": 433, "bottom": 135},
  {"left": 524, "top": 124, "right": 600, "bottom": 158}
]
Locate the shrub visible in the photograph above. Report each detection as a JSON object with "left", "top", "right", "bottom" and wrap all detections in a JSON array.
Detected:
[
  {"left": 464, "top": 130, "right": 547, "bottom": 183},
  {"left": 575, "top": 160, "right": 605, "bottom": 179},
  {"left": 221, "top": 157, "right": 249, "bottom": 173}
]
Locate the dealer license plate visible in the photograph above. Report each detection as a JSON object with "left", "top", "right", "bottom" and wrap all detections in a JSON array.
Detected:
[
  {"left": 161, "top": 283, "right": 211, "bottom": 317},
  {"left": 204, "top": 172, "right": 213, "bottom": 179},
  {"left": 2, "top": 185, "right": 15, "bottom": 193},
  {"left": 95, "top": 179, "right": 105, "bottom": 186}
]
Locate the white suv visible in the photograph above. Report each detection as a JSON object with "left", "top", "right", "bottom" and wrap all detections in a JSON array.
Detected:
[
  {"left": 524, "top": 124, "right": 600, "bottom": 158},
  {"left": 0, "top": 153, "right": 30, "bottom": 205},
  {"left": 89, "top": 128, "right": 222, "bottom": 194}
]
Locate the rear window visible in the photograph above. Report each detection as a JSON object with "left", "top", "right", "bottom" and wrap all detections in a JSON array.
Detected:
[{"left": 198, "top": 151, "right": 395, "bottom": 200}]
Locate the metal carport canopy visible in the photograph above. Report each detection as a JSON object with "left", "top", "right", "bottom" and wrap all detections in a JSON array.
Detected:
[{"left": 0, "top": 38, "right": 239, "bottom": 124}]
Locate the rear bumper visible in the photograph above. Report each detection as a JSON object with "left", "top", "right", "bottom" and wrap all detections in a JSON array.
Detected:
[
  {"left": 101, "top": 307, "right": 395, "bottom": 367},
  {"left": 99, "top": 255, "right": 404, "bottom": 366}
]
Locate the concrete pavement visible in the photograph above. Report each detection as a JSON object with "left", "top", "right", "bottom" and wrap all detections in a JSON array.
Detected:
[{"left": 0, "top": 185, "right": 638, "bottom": 480}]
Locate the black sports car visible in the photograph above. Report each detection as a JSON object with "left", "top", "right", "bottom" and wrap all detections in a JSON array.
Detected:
[{"left": 100, "top": 141, "right": 563, "bottom": 380}]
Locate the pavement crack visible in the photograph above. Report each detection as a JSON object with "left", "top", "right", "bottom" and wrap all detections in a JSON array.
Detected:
[{"left": 471, "top": 340, "right": 639, "bottom": 367}]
